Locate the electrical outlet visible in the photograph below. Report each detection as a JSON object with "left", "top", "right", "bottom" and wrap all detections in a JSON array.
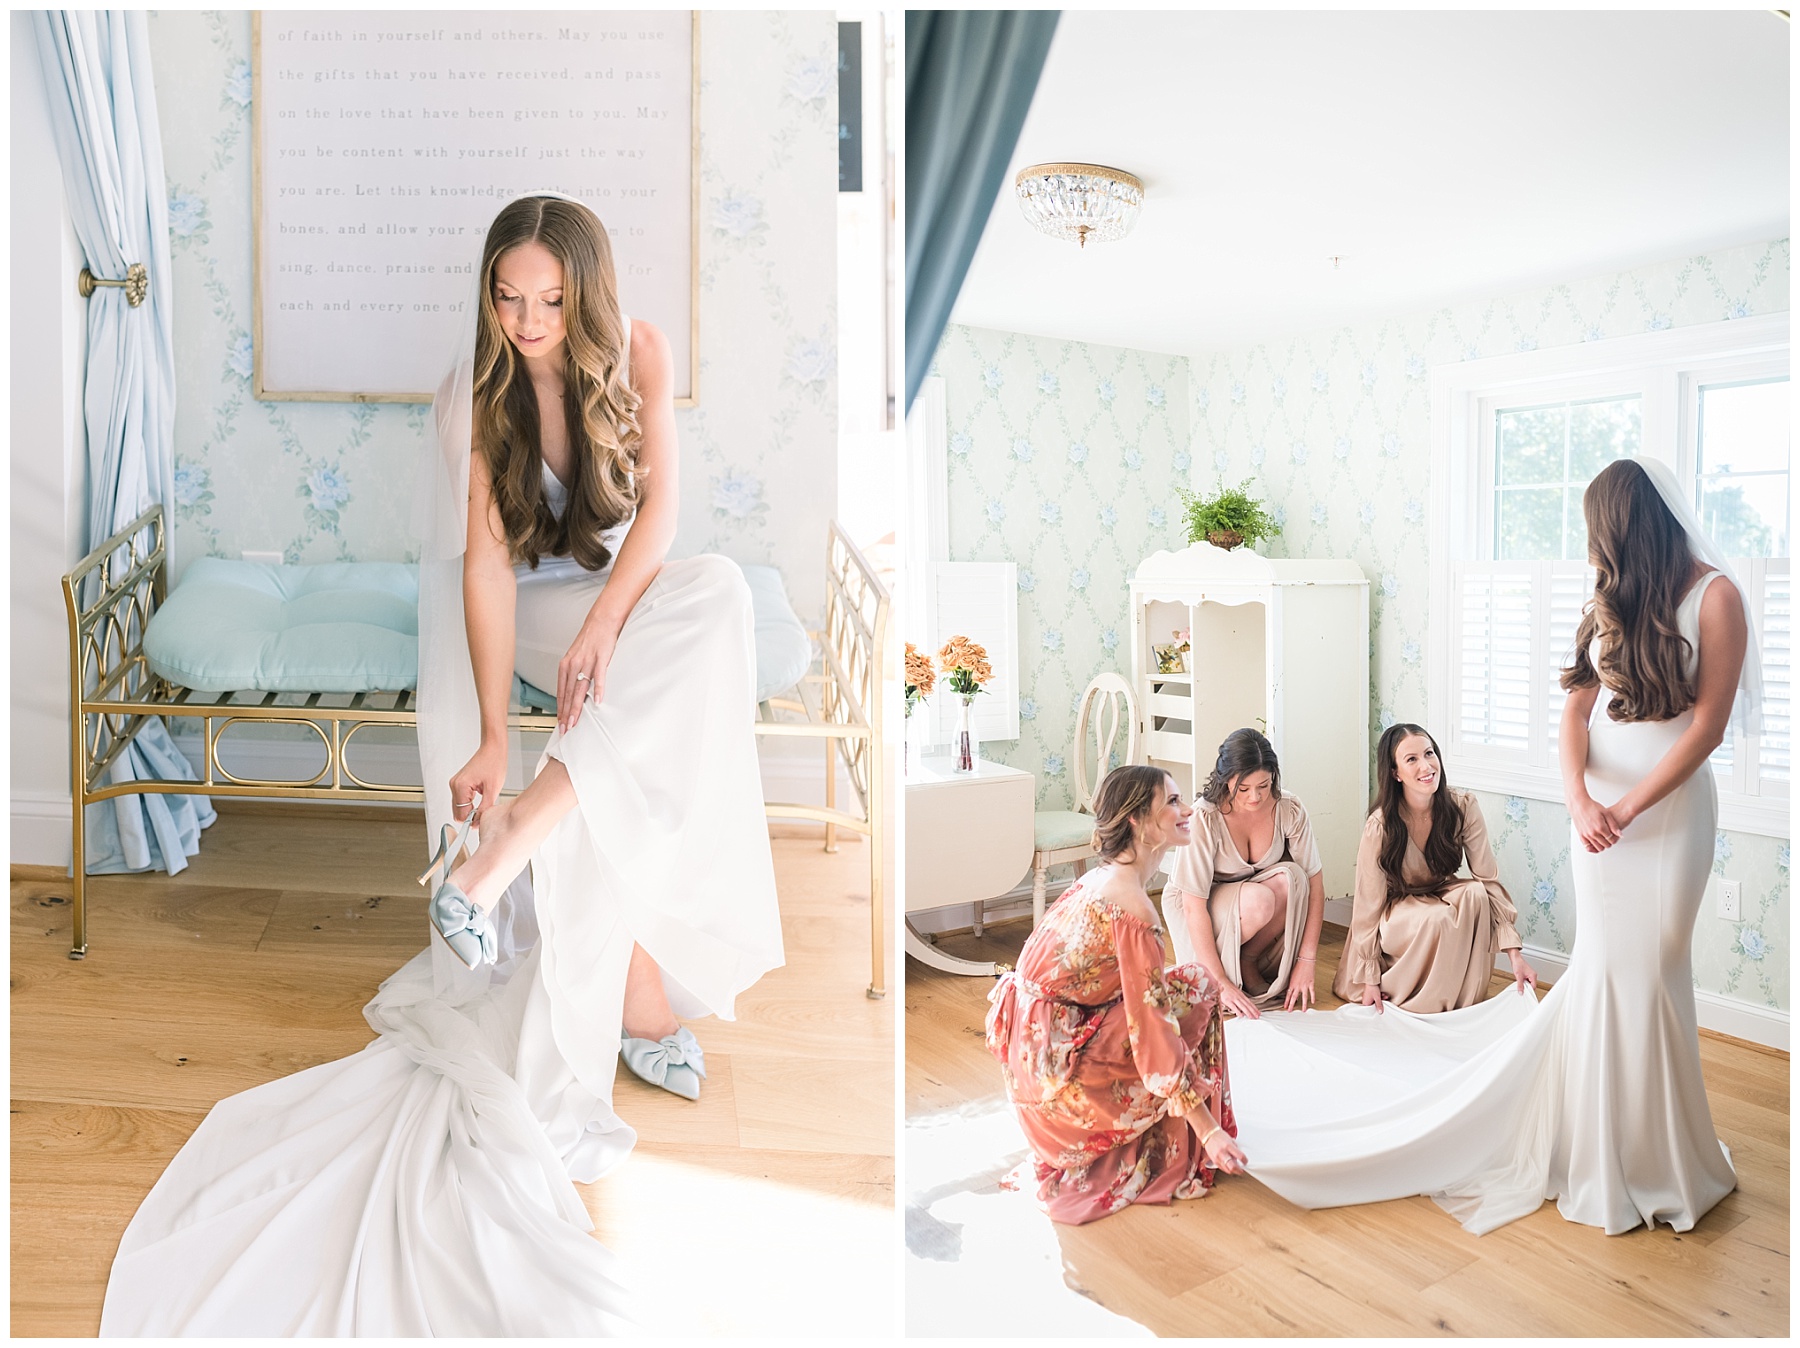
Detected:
[
  {"left": 241, "top": 550, "right": 283, "bottom": 566},
  {"left": 1716, "top": 878, "right": 1742, "bottom": 922}
]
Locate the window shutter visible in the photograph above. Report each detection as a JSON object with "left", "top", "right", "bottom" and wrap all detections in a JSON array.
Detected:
[
  {"left": 928, "top": 561, "right": 1021, "bottom": 744},
  {"left": 1546, "top": 565, "right": 1590, "bottom": 759},
  {"left": 1759, "top": 562, "right": 1790, "bottom": 786},
  {"left": 1456, "top": 565, "right": 1535, "bottom": 754}
]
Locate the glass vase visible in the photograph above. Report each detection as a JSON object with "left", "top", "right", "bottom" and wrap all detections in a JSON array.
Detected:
[{"left": 953, "top": 695, "right": 979, "bottom": 773}]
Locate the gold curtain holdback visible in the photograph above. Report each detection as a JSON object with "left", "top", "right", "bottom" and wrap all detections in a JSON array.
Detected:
[{"left": 78, "top": 262, "right": 149, "bottom": 307}]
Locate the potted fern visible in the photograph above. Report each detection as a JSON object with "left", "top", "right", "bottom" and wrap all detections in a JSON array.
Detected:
[{"left": 1178, "top": 479, "right": 1282, "bottom": 551}]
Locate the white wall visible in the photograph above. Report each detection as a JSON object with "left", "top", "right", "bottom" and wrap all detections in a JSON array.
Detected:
[{"left": 10, "top": 12, "right": 91, "bottom": 868}]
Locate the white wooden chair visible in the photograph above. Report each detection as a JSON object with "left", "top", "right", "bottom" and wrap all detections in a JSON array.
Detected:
[{"left": 969, "top": 672, "right": 1140, "bottom": 935}]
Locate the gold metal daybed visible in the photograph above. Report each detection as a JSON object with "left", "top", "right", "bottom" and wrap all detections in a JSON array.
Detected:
[{"left": 61, "top": 506, "right": 888, "bottom": 996}]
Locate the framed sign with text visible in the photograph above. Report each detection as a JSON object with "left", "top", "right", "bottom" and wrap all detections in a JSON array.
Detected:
[{"left": 253, "top": 10, "right": 698, "bottom": 403}]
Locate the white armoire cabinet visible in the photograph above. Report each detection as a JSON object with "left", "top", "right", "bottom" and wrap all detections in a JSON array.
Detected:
[{"left": 1129, "top": 544, "right": 1370, "bottom": 897}]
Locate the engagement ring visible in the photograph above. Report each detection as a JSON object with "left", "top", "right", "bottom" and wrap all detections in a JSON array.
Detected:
[{"left": 576, "top": 672, "right": 590, "bottom": 682}]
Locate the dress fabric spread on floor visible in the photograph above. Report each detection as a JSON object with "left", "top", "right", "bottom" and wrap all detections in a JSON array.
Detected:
[
  {"left": 1328, "top": 791, "right": 1522, "bottom": 1014},
  {"left": 99, "top": 315, "right": 784, "bottom": 1333},
  {"left": 986, "top": 872, "right": 1234, "bottom": 1224},
  {"left": 1227, "top": 573, "right": 1736, "bottom": 1236}
]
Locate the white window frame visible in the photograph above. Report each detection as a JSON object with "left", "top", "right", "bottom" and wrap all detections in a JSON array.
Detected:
[{"left": 1429, "top": 313, "right": 1789, "bottom": 837}]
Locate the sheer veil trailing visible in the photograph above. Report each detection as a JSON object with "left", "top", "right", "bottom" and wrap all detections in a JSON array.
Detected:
[{"left": 1630, "top": 455, "right": 1763, "bottom": 736}]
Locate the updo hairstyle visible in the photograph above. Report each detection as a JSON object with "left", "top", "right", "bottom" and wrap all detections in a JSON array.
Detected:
[
  {"left": 1200, "top": 727, "right": 1281, "bottom": 810},
  {"left": 1090, "top": 765, "right": 1173, "bottom": 862}
]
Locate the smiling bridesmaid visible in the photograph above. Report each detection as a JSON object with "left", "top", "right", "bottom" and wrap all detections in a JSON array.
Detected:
[
  {"left": 985, "top": 765, "right": 1245, "bottom": 1224},
  {"left": 1331, "top": 723, "right": 1537, "bottom": 1013},
  {"left": 1161, "top": 728, "right": 1327, "bottom": 1019}
]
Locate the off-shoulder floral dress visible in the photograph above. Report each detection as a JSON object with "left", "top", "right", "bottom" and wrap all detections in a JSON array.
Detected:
[{"left": 985, "top": 869, "right": 1236, "bottom": 1225}]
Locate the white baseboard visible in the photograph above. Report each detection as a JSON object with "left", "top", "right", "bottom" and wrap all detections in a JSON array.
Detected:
[
  {"left": 11, "top": 790, "right": 73, "bottom": 869},
  {"left": 754, "top": 734, "right": 859, "bottom": 814},
  {"left": 1693, "top": 986, "right": 1790, "bottom": 1050},
  {"left": 1508, "top": 941, "right": 1788, "bottom": 1051}
]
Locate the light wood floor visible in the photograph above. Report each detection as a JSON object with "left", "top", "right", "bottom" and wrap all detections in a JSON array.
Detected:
[
  {"left": 906, "top": 916, "right": 1789, "bottom": 1338},
  {"left": 13, "top": 802, "right": 894, "bottom": 1337}
]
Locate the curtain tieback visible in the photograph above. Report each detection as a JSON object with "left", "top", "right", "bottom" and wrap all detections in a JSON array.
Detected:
[{"left": 78, "top": 262, "right": 148, "bottom": 307}]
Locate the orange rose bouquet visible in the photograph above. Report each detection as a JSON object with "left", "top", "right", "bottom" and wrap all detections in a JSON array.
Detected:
[
  {"left": 938, "top": 635, "right": 993, "bottom": 700},
  {"left": 904, "top": 642, "right": 936, "bottom": 718},
  {"left": 938, "top": 635, "right": 992, "bottom": 773}
]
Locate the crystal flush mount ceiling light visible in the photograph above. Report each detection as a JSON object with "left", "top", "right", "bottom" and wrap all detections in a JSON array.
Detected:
[{"left": 1015, "top": 162, "right": 1145, "bottom": 249}]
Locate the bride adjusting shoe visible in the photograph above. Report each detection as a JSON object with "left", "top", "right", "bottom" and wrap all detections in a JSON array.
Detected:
[
  {"left": 620, "top": 1027, "right": 707, "bottom": 1100},
  {"left": 417, "top": 792, "right": 498, "bottom": 969}
]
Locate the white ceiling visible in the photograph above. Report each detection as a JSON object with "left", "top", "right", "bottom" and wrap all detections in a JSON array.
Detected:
[{"left": 948, "top": 10, "right": 1790, "bottom": 357}]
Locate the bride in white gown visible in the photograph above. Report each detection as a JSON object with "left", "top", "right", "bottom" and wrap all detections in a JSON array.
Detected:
[
  {"left": 1226, "top": 456, "right": 1760, "bottom": 1236},
  {"left": 99, "top": 192, "right": 784, "bottom": 1334}
]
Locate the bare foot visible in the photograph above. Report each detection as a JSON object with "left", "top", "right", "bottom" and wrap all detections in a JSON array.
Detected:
[
  {"left": 622, "top": 1019, "right": 683, "bottom": 1041},
  {"left": 621, "top": 943, "right": 681, "bottom": 1040}
]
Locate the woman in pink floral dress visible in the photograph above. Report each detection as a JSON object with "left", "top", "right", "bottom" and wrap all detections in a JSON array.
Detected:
[{"left": 986, "top": 765, "right": 1247, "bottom": 1224}]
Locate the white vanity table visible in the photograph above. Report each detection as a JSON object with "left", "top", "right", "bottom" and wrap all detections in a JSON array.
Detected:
[{"left": 903, "top": 755, "right": 1035, "bottom": 977}]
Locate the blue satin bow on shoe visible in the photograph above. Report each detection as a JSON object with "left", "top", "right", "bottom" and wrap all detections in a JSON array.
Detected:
[
  {"left": 428, "top": 881, "right": 497, "bottom": 969},
  {"left": 417, "top": 796, "right": 498, "bottom": 970},
  {"left": 619, "top": 1027, "right": 707, "bottom": 1100}
]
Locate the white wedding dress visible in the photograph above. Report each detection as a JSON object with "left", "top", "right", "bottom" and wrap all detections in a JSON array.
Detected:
[
  {"left": 1226, "top": 571, "right": 1737, "bottom": 1235},
  {"left": 99, "top": 325, "right": 784, "bottom": 1332}
]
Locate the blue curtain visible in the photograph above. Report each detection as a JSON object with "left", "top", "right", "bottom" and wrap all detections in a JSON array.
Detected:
[
  {"left": 904, "top": 10, "right": 1059, "bottom": 412},
  {"left": 35, "top": 11, "right": 214, "bottom": 876}
]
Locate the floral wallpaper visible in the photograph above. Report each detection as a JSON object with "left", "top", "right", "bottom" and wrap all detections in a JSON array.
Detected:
[
  {"left": 1189, "top": 237, "right": 1791, "bottom": 1012},
  {"left": 932, "top": 240, "right": 1789, "bottom": 1013},
  {"left": 929, "top": 325, "right": 1190, "bottom": 807},
  {"left": 148, "top": 10, "right": 837, "bottom": 619}
]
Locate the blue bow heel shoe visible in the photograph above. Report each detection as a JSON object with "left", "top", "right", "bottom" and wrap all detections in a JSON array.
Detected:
[
  {"left": 619, "top": 1027, "right": 707, "bottom": 1100},
  {"left": 417, "top": 798, "right": 498, "bottom": 970}
]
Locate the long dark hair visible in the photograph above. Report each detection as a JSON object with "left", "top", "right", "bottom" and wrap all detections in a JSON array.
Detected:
[
  {"left": 1372, "top": 723, "right": 1465, "bottom": 894},
  {"left": 1559, "top": 458, "right": 1697, "bottom": 723},
  {"left": 1091, "top": 765, "right": 1173, "bottom": 861},
  {"left": 1200, "top": 728, "right": 1280, "bottom": 811},
  {"left": 472, "top": 195, "right": 643, "bottom": 572}
]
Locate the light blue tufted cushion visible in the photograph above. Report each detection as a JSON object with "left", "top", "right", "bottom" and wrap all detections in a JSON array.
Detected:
[
  {"left": 739, "top": 562, "right": 812, "bottom": 702},
  {"left": 147, "top": 556, "right": 811, "bottom": 702},
  {"left": 144, "top": 558, "right": 418, "bottom": 693}
]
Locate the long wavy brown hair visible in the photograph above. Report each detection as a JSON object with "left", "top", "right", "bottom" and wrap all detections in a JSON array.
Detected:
[
  {"left": 472, "top": 195, "right": 643, "bottom": 571},
  {"left": 1559, "top": 458, "right": 1697, "bottom": 722},
  {"left": 1371, "top": 723, "right": 1465, "bottom": 895}
]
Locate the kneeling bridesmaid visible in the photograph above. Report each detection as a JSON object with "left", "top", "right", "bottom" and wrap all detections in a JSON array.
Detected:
[
  {"left": 1162, "top": 729, "right": 1327, "bottom": 1018},
  {"left": 1331, "top": 723, "right": 1538, "bottom": 1013},
  {"left": 986, "top": 765, "right": 1246, "bottom": 1224}
]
